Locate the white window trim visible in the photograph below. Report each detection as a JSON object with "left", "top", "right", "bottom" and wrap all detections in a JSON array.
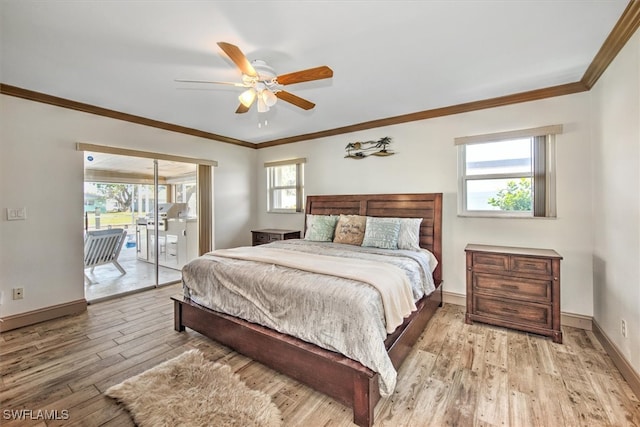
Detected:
[
  {"left": 456, "top": 126, "right": 561, "bottom": 218},
  {"left": 454, "top": 124, "right": 563, "bottom": 146},
  {"left": 265, "top": 158, "right": 306, "bottom": 213}
]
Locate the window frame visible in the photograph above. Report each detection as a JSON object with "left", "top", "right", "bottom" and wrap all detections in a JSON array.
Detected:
[
  {"left": 456, "top": 126, "right": 561, "bottom": 218},
  {"left": 265, "top": 158, "right": 305, "bottom": 213}
]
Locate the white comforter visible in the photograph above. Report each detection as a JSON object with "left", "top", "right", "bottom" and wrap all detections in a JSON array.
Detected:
[{"left": 181, "top": 239, "right": 436, "bottom": 396}]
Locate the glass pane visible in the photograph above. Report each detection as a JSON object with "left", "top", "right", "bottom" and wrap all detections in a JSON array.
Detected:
[
  {"left": 84, "top": 182, "right": 160, "bottom": 230},
  {"left": 273, "top": 164, "right": 297, "bottom": 186},
  {"left": 272, "top": 188, "right": 297, "bottom": 210},
  {"left": 83, "top": 153, "right": 161, "bottom": 300},
  {"left": 133, "top": 184, "right": 168, "bottom": 217},
  {"left": 466, "top": 138, "right": 532, "bottom": 175},
  {"left": 155, "top": 162, "right": 197, "bottom": 285},
  {"left": 466, "top": 178, "right": 533, "bottom": 212}
]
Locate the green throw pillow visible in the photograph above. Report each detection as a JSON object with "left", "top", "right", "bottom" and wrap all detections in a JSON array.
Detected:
[{"left": 304, "top": 215, "right": 339, "bottom": 241}]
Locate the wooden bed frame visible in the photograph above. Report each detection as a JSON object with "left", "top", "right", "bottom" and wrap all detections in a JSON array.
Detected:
[{"left": 173, "top": 193, "right": 443, "bottom": 426}]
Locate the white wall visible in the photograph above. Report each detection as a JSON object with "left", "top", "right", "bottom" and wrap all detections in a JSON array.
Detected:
[
  {"left": 0, "top": 95, "right": 256, "bottom": 318},
  {"left": 591, "top": 29, "right": 640, "bottom": 373},
  {"left": 256, "top": 92, "right": 595, "bottom": 318}
]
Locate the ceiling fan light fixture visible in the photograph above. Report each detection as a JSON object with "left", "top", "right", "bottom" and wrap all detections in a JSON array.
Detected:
[
  {"left": 262, "top": 89, "right": 278, "bottom": 107},
  {"left": 257, "top": 96, "right": 269, "bottom": 113},
  {"left": 239, "top": 88, "right": 256, "bottom": 107}
]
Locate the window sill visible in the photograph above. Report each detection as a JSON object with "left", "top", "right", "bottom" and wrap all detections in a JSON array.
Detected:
[
  {"left": 267, "top": 210, "right": 303, "bottom": 214},
  {"left": 458, "top": 213, "right": 556, "bottom": 219}
]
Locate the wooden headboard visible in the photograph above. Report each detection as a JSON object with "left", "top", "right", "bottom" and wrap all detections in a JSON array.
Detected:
[{"left": 305, "top": 193, "right": 443, "bottom": 286}]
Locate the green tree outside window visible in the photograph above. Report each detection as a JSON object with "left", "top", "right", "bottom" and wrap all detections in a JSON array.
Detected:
[{"left": 487, "top": 178, "right": 532, "bottom": 211}]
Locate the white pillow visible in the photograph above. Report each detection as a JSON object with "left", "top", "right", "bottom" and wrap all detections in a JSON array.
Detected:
[{"left": 397, "top": 218, "right": 423, "bottom": 251}]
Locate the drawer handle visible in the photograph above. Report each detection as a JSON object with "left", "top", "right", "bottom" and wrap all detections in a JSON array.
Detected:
[
  {"left": 500, "top": 284, "right": 519, "bottom": 290},
  {"left": 501, "top": 307, "right": 519, "bottom": 314}
]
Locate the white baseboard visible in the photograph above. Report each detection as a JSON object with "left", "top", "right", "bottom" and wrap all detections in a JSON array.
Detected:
[
  {"left": 442, "top": 290, "right": 466, "bottom": 307},
  {"left": 442, "top": 290, "right": 592, "bottom": 330}
]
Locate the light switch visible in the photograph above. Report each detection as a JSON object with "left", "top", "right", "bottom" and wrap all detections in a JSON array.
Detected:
[{"left": 6, "top": 207, "right": 27, "bottom": 221}]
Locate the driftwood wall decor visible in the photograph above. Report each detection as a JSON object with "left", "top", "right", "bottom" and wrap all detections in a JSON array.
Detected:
[{"left": 345, "top": 137, "right": 395, "bottom": 159}]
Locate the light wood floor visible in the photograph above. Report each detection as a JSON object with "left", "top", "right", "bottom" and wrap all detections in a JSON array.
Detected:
[{"left": 1, "top": 284, "right": 638, "bottom": 426}]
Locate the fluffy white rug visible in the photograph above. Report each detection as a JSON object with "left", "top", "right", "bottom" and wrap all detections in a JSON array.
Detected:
[{"left": 105, "top": 349, "right": 282, "bottom": 427}]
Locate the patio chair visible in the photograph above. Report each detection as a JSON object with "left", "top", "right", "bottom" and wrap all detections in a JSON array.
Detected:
[{"left": 84, "top": 228, "right": 127, "bottom": 284}]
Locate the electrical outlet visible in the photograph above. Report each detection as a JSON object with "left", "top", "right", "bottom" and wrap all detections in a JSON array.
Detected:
[
  {"left": 12, "top": 288, "right": 23, "bottom": 300},
  {"left": 621, "top": 319, "right": 628, "bottom": 338}
]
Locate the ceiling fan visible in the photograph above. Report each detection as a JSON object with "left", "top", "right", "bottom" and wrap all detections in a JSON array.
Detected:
[{"left": 176, "top": 42, "right": 333, "bottom": 114}]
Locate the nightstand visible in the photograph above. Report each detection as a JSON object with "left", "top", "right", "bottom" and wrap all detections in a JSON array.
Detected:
[
  {"left": 251, "top": 229, "right": 301, "bottom": 246},
  {"left": 465, "top": 244, "right": 563, "bottom": 343}
]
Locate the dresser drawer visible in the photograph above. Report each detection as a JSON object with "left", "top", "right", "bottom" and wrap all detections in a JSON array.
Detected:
[
  {"left": 473, "top": 273, "right": 552, "bottom": 303},
  {"left": 268, "top": 234, "right": 282, "bottom": 242},
  {"left": 472, "top": 252, "right": 509, "bottom": 273},
  {"left": 510, "top": 256, "right": 552, "bottom": 276},
  {"left": 473, "top": 295, "right": 552, "bottom": 328},
  {"left": 253, "top": 233, "right": 269, "bottom": 245}
]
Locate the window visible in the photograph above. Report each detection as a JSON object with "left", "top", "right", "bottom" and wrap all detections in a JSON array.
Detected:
[
  {"left": 174, "top": 179, "right": 197, "bottom": 218},
  {"left": 456, "top": 125, "right": 562, "bottom": 217},
  {"left": 265, "top": 158, "right": 305, "bottom": 213}
]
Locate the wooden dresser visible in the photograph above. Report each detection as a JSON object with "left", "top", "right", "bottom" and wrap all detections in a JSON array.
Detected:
[
  {"left": 465, "top": 244, "right": 563, "bottom": 343},
  {"left": 251, "top": 229, "right": 301, "bottom": 246}
]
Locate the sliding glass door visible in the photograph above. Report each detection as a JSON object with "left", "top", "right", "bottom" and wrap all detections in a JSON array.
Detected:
[{"left": 82, "top": 151, "right": 201, "bottom": 301}]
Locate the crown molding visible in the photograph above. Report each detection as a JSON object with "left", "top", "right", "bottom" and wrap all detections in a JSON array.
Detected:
[
  {"left": 581, "top": 0, "right": 640, "bottom": 89},
  {"left": 256, "top": 82, "right": 588, "bottom": 148},
  {"left": 0, "top": 83, "right": 255, "bottom": 149}
]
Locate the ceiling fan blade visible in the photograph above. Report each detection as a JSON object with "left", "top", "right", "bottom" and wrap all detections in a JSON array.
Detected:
[
  {"left": 217, "top": 42, "right": 257, "bottom": 77},
  {"left": 277, "top": 66, "right": 333, "bottom": 85},
  {"left": 174, "top": 78, "right": 247, "bottom": 87},
  {"left": 235, "top": 103, "right": 251, "bottom": 114},
  {"left": 276, "top": 91, "right": 316, "bottom": 110}
]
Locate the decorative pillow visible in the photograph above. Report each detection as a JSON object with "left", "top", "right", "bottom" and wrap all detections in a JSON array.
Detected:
[
  {"left": 397, "top": 218, "right": 423, "bottom": 251},
  {"left": 333, "top": 214, "right": 367, "bottom": 245},
  {"left": 304, "top": 215, "right": 339, "bottom": 242},
  {"left": 361, "top": 217, "right": 401, "bottom": 249}
]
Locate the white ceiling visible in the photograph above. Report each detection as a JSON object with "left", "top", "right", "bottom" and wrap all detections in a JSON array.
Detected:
[{"left": 0, "top": 1, "right": 630, "bottom": 145}]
